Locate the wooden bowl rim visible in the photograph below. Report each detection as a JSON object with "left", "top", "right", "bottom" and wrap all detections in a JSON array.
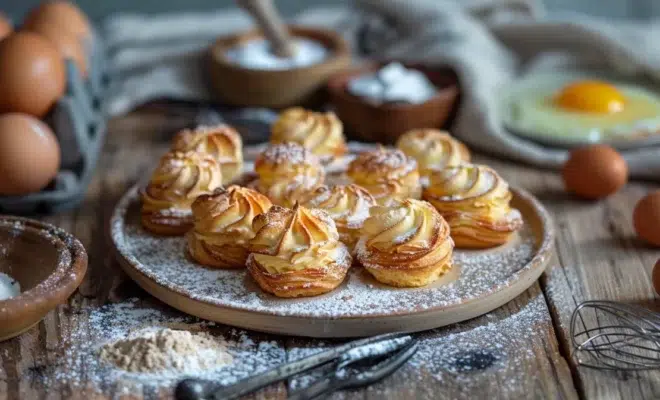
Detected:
[
  {"left": 0, "top": 216, "right": 88, "bottom": 325},
  {"left": 328, "top": 61, "right": 459, "bottom": 111},
  {"left": 209, "top": 25, "right": 351, "bottom": 75}
]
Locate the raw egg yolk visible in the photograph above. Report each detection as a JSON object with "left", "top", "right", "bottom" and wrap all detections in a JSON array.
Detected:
[{"left": 554, "top": 80, "right": 625, "bottom": 114}]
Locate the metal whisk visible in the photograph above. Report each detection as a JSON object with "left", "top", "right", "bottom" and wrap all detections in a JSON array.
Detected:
[{"left": 570, "top": 300, "right": 660, "bottom": 371}]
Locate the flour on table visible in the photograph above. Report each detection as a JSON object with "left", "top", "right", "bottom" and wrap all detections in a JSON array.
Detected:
[
  {"left": 50, "top": 299, "right": 287, "bottom": 392},
  {"left": 50, "top": 293, "right": 552, "bottom": 398},
  {"left": 99, "top": 328, "right": 232, "bottom": 373}
]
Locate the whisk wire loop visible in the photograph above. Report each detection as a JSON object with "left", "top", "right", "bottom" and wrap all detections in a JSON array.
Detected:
[{"left": 570, "top": 300, "right": 660, "bottom": 371}]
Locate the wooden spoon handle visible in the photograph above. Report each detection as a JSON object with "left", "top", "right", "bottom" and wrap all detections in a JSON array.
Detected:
[{"left": 237, "top": 0, "right": 295, "bottom": 58}]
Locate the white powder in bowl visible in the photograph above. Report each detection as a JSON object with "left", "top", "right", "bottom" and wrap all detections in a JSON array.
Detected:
[
  {"left": 348, "top": 62, "right": 438, "bottom": 105},
  {"left": 225, "top": 38, "right": 329, "bottom": 70},
  {"left": 0, "top": 272, "right": 20, "bottom": 300}
]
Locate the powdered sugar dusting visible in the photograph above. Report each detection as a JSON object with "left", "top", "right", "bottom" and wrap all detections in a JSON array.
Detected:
[
  {"left": 258, "top": 142, "right": 318, "bottom": 166},
  {"left": 111, "top": 187, "right": 543, "bottom": 319},
  {"left": 49, "top": 299, "right": 287, "bottom": 392},
  {"left": 47, "top": 292, "right": 551, "bottom": 396},
  {"left": 285, "top": 294, "right": 553, "bottom": 396},
  {"left": 350, "top": 148, "right": 417, "bottom": 178}
]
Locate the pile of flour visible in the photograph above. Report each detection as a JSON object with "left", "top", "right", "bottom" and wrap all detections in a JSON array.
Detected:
[{"left": 99, "top": 327, "right": 232, "bottom": 373}]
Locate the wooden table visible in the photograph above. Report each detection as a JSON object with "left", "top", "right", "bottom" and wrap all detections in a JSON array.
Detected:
[{"left": 1, "top": 108, "right": 659, "bottom": 399}]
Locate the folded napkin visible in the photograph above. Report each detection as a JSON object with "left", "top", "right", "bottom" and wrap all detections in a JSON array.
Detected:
[{"left": 103, "top": 0, "right": 660, "bottom": 180}]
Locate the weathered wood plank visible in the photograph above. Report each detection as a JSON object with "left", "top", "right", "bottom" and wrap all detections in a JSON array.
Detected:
[
  {"left": 483, "top": 155, "right": 660, "bottom": 400},
  {"left": 286, "top": 284, "right": 577, "bottom": 400}
]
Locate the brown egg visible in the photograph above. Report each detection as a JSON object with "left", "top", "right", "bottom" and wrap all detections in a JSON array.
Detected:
[
  {"left": 633, "top": 191, "right": 660, "bottom": 247},
  {"left": 0, "top": 113, "right": 60, "bottom": 195},
  {"left": 0, "top": 32, "right": 66, "bottom": 117},
  {"left": 0, "top": 12, "right": 12, "bottom": 40},
  {"left": 653, "top": 259, "right": 660, "bottom": 295},
  {"left": 23, "top": 1, "right": 91, "bottom": 42},
  {"left": 25, "top": 21, "right": 87, "bottom": 77},
  {"left": 562, "top": 145, "right": 628, "bottom": 199}
]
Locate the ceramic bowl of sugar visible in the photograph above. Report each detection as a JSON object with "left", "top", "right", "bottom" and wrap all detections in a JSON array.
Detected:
[
  {"left": 208, "top": 25, "right": 350, "bottom": 108},
  {"left": 0, "top": 216, "right": 87, "bottom": 342},
  {"left": 328, "top": 62, "right": 459, "bottom": 143}
]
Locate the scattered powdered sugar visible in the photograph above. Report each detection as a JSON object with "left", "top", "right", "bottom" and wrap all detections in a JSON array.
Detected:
[
  {"left": 389, "top": 294, "right": 552, "bottom": 397},
  {"left": 259, "top": 142, "right": 318, "bottom": 166},
  {"left": 49, "top": 294, "right": 552, "bottom": 396},
  {"left": 308, "top": 207, "right": 337, "bottom": 230},
  {"left": 350, "top": 148, "right": 417, "bottom": 179},
  {"left": 287, "top": 294, "right": 553, "bottom": 396},
  {"left": 439, "top": 194, "right": 466, "bottom": 201},
  {"left": 50, "top": 299, "right": 288, "bottom": 392},
  {"left": 155, "top": 208, "right": 192, "bottom": 218},
  {"left": 111, "top": 188, "right": 542, "bottom": 319},
  {"left": 344, "top": 203, "right": 371, "bottom": 228}
]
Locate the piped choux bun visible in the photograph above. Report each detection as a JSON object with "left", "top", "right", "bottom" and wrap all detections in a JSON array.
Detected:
[
  {"left": 347, "top": 146, "right": 421, "bottom": 206},
  {"left": 188, "top": 186, "right": 272, "bottom": 268},
  {"left": 247, "top": 203, "right": 352, "bottom": 298},
  {"left": 396, "top": 129, "right": 470, "bottom": 179},
  {"left": 301, "top": 184, "right": 376, "bottom": 252},
  {"left": 423, "top": 163, "right": 523, "bottom": 248},
  {"left": 141, "top": 151, "right": 223, "bottom": 235},
  {"left": 171, "top": 123, "right": 243, "bottom": 185},
  {"left": 271, "top": 107, "right": 346, "bottom": 162},
  {"left": 252, "top": 142, "right": 325, "bottom": 207},
  {"left": 356, "top": 199, "right": 454, "bottom": 287}
]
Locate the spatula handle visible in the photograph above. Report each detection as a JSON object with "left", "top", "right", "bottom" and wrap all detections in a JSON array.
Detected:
[{"left": 237, "top": 0, "right": 295, "bottom": 58}]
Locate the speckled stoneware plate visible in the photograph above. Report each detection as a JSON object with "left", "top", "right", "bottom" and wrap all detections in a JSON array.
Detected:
[{"left": 110, "top": 175, "right": 553, "bottom": 338}]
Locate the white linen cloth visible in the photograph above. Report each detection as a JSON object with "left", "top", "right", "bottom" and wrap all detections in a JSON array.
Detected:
[{"left": 102, "top": 0, "right": 660, "bottom": 180}]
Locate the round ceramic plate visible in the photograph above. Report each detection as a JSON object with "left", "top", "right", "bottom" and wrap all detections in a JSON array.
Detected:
[
  {"left": 110, "top": 184, "right": 553, "bottom": 338},
  {"left": 501, "top": 71, "right": 660, "bottom": 150}
]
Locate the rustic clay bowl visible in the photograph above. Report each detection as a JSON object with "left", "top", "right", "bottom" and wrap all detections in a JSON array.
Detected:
[
  {"left": 328, "top": 62, "right": 460, "bottom": 144},
  {"left": 0, "top": 216, "right": 87, "bottom": 342},
  {"left": 208, "top": 25, "right": 351, "bottom": 108}
]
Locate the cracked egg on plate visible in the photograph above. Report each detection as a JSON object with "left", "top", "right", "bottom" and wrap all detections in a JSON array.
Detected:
[{"left": 501, "top": 72, "right": 660, "bottom": 148}]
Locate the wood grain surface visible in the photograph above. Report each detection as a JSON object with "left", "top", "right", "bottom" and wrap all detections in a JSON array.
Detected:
[{"left": 0, "top": 108, "right": 658, "bottom": 399}]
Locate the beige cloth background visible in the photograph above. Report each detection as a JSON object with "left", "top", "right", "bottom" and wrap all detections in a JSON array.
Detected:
[{"left": 103, "top": 0, "right": 660, "bottom": 180}]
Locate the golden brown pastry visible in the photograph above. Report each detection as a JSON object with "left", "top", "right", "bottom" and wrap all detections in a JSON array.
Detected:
[
  {"left": 247, "top": 203, "right": 352, "bottom": 298},
  {"left": 396, "top": 129, "right": 470, "bottom": 178},
  {"left": 141, "top": 151, "right": 224, "bottom": 235},
  {"left": 171, "top": 124, "right": 243, "bottom": 185},
  {"left": 271, "top": 107, "right": 346, "bottom": 161},
  {"left": 188, "top": 186, "right": 272, "bottom": 268},
  {"left": 300, "top": 184, "right": 376, "bottom": 251},
  {"left": 423, "top": 163, "right": 523, "bottom": 248},
  {"left": 356, "top": 199, "right": 453, "bottom": 288},
  {"left": 347, "top": 146, "right": 421, "bottom": 206},
  {"left": 252, "top": 142, "right": 325, "bottom": 207}
]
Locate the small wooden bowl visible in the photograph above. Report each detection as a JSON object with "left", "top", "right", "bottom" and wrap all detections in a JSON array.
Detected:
[
  {"left": 328, "top": 63, "right": 459, "bottom": 143},
  {"left": 0, "top": 216, "right": 87, "bottom": 342},
  {"left": 208, "top": 25, "right": 351, "bottom": 108}
]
